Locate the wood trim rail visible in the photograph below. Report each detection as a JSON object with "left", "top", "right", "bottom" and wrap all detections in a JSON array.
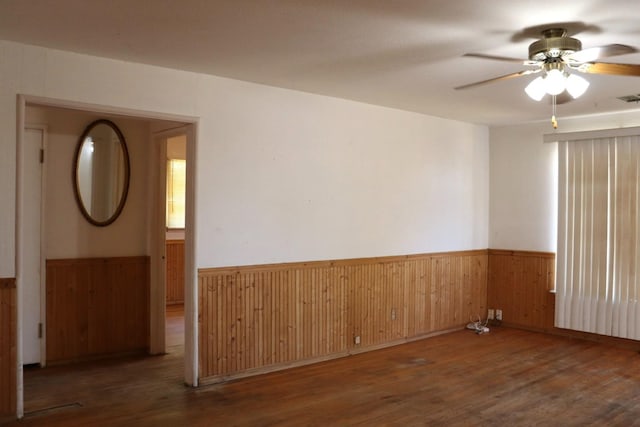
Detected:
[
  {"left": 488, "top": 249, "right": 555, "bottom": 258},
  {"left": 199, "top": 249, "right": 489, "bottom": 275}
]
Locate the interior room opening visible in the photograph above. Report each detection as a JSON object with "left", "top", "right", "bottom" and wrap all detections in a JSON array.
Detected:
[{"left": 18, "top": 100, "right": 193, "bottom": 418}]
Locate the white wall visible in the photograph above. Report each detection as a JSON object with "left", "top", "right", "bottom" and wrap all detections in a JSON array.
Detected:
[
  {"left": 198, "top": 86, "right": 490, "bottom": 265},
  {"left": 489, "top": 110, "right": 640, "bottom": 252},
  {"left": 26, "top": 106, "right": 151, "bottom": 259},
  {"left": 1, "top": 40, "right": 489, "bottom": 274}
]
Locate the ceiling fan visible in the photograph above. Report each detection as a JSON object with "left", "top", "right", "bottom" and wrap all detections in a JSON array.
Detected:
[{"left": 455, "top": 27, "right": 640, "bottom": 127}]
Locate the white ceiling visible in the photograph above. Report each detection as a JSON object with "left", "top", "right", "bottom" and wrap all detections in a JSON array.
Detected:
[{"left": 2, "top": 0, "right": 640, "bottom": 126}]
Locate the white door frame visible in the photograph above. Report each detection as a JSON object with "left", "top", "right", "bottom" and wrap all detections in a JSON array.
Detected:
[
  {"left": 149, "top": 130, "right": 168, "bottom": 355},
  {"left": 15, "top": 95, "right": 199, "bottom": 418},
  {"left": 149, "top": 125, "right": 190, "bottom": 357},
  {"left": 149, "top": 125, "right": 198, "bottom": 387},
  {"left": 35, "top": 126, "right": 48, "bottom": 369}
]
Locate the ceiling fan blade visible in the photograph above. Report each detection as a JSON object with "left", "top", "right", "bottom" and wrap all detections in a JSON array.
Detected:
[
  {"left": 576, "top": 62, "right": 640, "bottom": 77},
  {"left": 455, "top": 69, "right": 540, "bottom": 90},
  {"left": 462, "top": 53, "right": 535, "bottom": 65},
  {"left": 567, "top": 44, "right": 638, "bottom": 63}
]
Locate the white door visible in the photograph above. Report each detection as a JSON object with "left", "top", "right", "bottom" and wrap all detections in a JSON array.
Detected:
[{"left": 21, "top": 126, "right": 45, "bottom": 365}]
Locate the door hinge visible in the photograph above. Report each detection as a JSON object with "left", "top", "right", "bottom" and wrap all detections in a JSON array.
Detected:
[
  {"left": 39, "top": 148, "right": 44, "bottom": 164},
  {"left": 38, "top": 322, "right": 43, "bottom": 338}
]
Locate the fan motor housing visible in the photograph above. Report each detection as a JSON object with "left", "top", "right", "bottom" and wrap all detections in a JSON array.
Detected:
[{"left": 528, "top": 29, "right": 582, "bottom": 60}]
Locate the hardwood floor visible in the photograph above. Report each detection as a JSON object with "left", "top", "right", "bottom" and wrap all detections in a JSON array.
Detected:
[
  {"left": 9, "top": 324, "right": 640, "bottom": 426},
  {"left": 166, "top": 303, "right": 184, "bottom": 348}
]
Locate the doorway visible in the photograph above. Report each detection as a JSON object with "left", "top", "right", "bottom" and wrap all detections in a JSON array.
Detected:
[
  {"left": 19, "top": 125, "right": 47, "bottom": 367},
  {"left": 159, "top": 131, "right": 188, "bottom": 352},
  {"left": 16, "top": 95, "right": 198, "bottom": 418}
]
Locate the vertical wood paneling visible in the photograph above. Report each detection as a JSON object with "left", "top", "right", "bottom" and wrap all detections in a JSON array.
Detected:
[
  {"left": 0, "top": 279, "right": 16, "bottom": 417},
  {"left": 487, "top": 250, "right": 555, "bottom": 331},
  {"left": 46, "top": 257, "right": 150, "bottom": 363},
  {"left": 166, "top": 240, "right": 185, "bottom": 304},
  {"left": 198, "top": 250, "right": 488, "bottom": 381}
]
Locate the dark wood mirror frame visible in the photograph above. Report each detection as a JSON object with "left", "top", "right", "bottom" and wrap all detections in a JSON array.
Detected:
[{"left": 72, "top": 119, "right": 130, "bottom": 227}]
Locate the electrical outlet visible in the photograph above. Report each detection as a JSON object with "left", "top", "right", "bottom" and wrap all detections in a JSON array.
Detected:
[
  {"left": 391, "top": 308, "right": 396, "bottom": 320},
  {"left": 488, "top": 309, "right": 495, "bottom": 320},
  {"left": 496, "top": 309, "right": 503, "bottom": 321},
  {"left": 354, "top": 335, "right": 361, "bottom": 345}
]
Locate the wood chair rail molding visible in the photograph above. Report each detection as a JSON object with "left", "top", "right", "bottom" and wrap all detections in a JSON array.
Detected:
[
  {"left": 488, "top": 249, "right": 555, "bottom": 258},
  {"left": 199, "top": 249, "right": 489, "bottom": 275}
]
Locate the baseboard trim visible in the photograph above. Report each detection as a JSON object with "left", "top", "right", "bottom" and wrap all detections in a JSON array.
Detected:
[{"left": 501, "top": 322, "right": 640, "bottom": 352}]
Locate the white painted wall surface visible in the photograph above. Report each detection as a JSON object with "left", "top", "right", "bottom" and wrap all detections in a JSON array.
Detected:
[
  {"left": 26, "top": 106, "right": 151, "bottom": 259},
  {"left": 489, "top": 123, "right": 558, "bottom": 253},
  {"left": 196, "top": 87, "right": 490, "bottom": 265},
  {"left": 1, "top": 40, "right": 489, "bottom": 273},
  {"left": 489, "top": 110, "right": 640, "bottom": 253}
]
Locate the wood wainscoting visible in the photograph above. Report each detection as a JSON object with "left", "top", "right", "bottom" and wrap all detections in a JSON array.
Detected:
[
  {"left": 45, "top": 256, "right": 150, "bottom": 363},
  {"left": 198, "top": 250, "right": 488, "bottom": 382},
  {"left": 488, "top": 250, "right": 640, "bottom": 350},
  {"left": 166, "top": 240, "right": 184, "bottom": 304},
  {"left": 487, "top": 249, "right": 555, "bottom": 331},
  {"left": 0, "top": 278, "right": 16, "bottom": 417}
]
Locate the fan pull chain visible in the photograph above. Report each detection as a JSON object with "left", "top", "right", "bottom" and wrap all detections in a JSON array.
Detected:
[{"left": 551, "top": 95, "right": 558, "bottom": 129}]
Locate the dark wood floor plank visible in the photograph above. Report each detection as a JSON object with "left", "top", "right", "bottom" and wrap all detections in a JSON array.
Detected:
[{"left": 8, "top": 320, "right": 640, "bottom": 426}]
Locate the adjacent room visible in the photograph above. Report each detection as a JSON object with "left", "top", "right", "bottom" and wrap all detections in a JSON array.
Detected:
[{"left": 1, "top": 1, "right": 640, "bottom": 425}]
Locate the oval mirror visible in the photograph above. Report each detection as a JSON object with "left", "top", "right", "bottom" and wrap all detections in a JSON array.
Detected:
[{"left": 73, "top": 119, "right": 130, "bottom": 226}]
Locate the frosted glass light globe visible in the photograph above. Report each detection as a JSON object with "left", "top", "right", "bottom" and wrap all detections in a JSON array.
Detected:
[
  {"left": 525, "top": 76, "right": 546, "bottom": 101},
  {"left": 544, "top": 69, "right": 566, "bottom": 95},
  {"left": 566, "top": 73, "right": 590, "bottom": 98}
]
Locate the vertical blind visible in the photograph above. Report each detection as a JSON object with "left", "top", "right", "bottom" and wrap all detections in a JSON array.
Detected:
[{"left": 555, "top": 134, "right": 640, "bottom": 339}]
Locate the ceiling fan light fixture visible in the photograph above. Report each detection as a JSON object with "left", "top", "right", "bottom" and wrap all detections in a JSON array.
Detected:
[
  {"left": 544, "top": 68, "right": 566, "bottom": 95},
  {"left": 525, "top": 76, "right": 546, "bottom": 101},
  {"left": 566, "top": 73, "right": 590, "bottom": 98}
]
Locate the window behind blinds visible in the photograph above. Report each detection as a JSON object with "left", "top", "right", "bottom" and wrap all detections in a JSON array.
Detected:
[{"left": 555, "top": 134, "right": 640, "bottom": 339}]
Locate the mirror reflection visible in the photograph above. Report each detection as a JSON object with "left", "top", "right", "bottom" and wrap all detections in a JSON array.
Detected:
[{"left": 74, "top": 119, "right": 130, "bottom": 226}]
